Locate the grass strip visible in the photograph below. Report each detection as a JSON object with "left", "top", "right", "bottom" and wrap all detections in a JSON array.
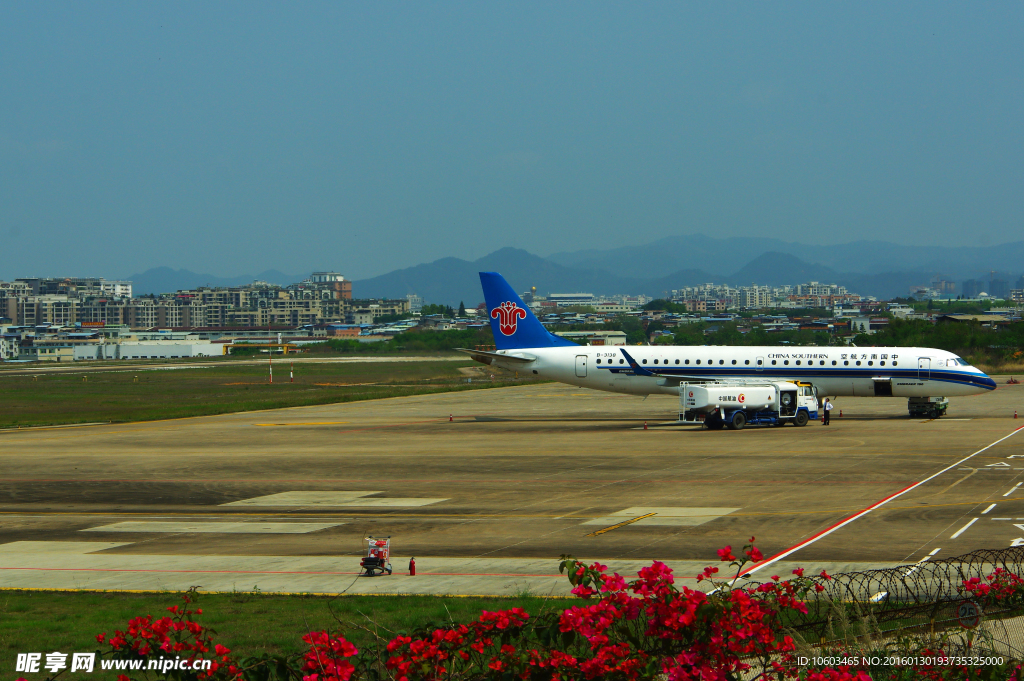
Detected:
[
  {"left": 0, "top": 360, "right": 540, "bottom": 429},
  {"left": 0, "top": 589, "right": 560, "bottom": 662}
]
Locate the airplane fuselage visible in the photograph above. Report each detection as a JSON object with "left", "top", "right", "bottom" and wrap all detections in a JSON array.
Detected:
[{"left": 484, "top": 345, "right": 997, "bottom": 398}]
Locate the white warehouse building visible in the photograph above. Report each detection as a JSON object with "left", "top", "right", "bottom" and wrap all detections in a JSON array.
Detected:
[{"left": 72, "top": 340, "right": 221, "bottom": 361}]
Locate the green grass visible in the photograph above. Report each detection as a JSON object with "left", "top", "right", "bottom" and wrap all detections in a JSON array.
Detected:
[
  {"left": 0, "top": 360, "right": 537, "bottom": 429},
  {"left": 0, "top": 590, "right": 559, "bottom": 661}
]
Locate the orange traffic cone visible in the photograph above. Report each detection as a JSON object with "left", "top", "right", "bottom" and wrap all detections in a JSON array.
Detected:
[
  {"left": 644, "top": 421, "right": 648, "bottom": 430},
  {"left": 839, "top": 410, "right": 843, "bottom": 417},
  {"left": 449, "top": 414, "right": 453, "bottom": 422}
]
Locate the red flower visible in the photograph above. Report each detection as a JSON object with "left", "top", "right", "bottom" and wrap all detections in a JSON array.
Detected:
[{"left": 717, "top": 546, "right": 736, "bottom": 561}]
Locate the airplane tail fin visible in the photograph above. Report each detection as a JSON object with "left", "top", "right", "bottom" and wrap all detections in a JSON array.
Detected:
[{"left": 479, "top": 272, "right": 577, "bottom": 350}]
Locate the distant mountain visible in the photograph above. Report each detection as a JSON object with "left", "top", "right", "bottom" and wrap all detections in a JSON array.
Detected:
[
  {"left": 354, "top": 247, "right": 948, "bottom": 304},
  {"left": 724, "top": 252, "right": 842, "bottom": 287},
  {"left": 549, "top": 235, "right": 1024, "bottom": 281},
  {"left": 127, "top": 267, "right": 303, "bottom": 295},
  {"left": 353, "top": 248, "right": 653, "bottom": 306},
  {"left": 126, "top": 232, "right": 1024, "bottom": 304}
]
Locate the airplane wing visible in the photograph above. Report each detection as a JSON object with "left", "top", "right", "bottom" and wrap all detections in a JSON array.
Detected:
[{"left": 455, "top": 348, "right": 537, "bottom": 364}]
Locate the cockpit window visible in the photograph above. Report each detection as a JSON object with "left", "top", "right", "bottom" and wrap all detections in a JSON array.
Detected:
[{"left": 950, "top": 356, "right": 970, "bottom": 366}]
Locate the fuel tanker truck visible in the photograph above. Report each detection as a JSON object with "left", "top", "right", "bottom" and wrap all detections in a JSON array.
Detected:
[{"left": 679, "top": 381, "right": 819, "bottom": 430}]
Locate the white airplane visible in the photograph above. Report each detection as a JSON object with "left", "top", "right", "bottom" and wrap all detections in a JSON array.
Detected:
[{"left": 460, "top": 272, "right": 996, "bottom": 409}]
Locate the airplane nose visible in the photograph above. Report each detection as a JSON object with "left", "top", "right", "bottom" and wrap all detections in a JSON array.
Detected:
[{"left": 977, "top": 374, "right": 997, "bottom": 390}]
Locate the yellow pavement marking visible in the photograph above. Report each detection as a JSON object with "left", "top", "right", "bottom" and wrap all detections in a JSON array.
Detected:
[
  {"left": 585, "top": 513, "right": 657, "bottom": 537},
  {"left": 1, "top": 497, "right": 1015, "bottom": 521},
  {"left": 254, "top": 422, "right": 350, "bottom": 427}
]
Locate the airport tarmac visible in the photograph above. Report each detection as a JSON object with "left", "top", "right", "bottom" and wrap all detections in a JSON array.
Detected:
[{"left": 0, "top": 380, "right": 1022, "bottom": 596}]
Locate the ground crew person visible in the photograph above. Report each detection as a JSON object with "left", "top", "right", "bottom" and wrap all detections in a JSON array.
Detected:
[{"left": 823, "top": 398, "right": 833, "bottom": 425}]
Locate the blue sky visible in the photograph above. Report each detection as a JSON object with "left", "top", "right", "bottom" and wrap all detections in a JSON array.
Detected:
[{"left": 1, "top": 2, "right": 1021, "bottom": 280}]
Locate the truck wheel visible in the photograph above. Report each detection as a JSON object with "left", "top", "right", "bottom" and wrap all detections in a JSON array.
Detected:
[
  {"left": 794, "top": 411, "right": 809, "bottom": 427},
  {"left": 728, "top": 411, "right": 746, "bottom": 430}
]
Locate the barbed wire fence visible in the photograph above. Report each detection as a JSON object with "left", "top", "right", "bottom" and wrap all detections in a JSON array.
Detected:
[{"left": 746, "top": 547, "right": 1024, "bottom": 658}]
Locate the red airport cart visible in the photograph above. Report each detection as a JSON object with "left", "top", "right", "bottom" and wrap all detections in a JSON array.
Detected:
[{"left": 360, "top": 536, "right": 393, "bottom": 576}]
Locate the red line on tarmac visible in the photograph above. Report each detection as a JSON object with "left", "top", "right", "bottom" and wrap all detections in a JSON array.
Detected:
[
  {"left": 0, "top": 567, "right": 556, "bottom": 578},
  {"left": 739, "top": 426, "right": 1024, "bottom": 578},
  {"left": 0, "top": 478, "right": 917, "bottom": 485}
]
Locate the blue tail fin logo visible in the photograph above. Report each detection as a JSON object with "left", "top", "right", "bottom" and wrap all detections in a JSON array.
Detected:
[{"left": 479, "top": 272, "right": 577, "bottom": 350}]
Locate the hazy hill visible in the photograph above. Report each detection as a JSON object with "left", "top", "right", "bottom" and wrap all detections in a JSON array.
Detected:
[
  {"left": 355, "top": 249, "right": 941, "bottom": 304},
  {"left": 725, "top": 252, "right": 841, "bottom": 287},
  {"left": 549, "top": 235, "right": 1024, "bottom": 281},
  {"left": 127, "top": 267, "right": 302, "bottom": 295},
  {"left": 352, "top": 248, "right": 653, "bottom": 306}
]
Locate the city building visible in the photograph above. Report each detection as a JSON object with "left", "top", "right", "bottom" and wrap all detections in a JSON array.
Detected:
[
  {"left": 547, "top": 293, "right": 596, "bottom": 307},
  {"left": 961, "top": 279, "right": 983, "bottom": 298},
  {"left": 989, "top": 278, "right": 1009, "bottom": 300},
  {"left": 0, "top": 271, "right": 401, "bottom": 331}
]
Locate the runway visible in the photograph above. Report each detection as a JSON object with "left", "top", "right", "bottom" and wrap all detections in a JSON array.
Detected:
[{"left": 1, "top": 380, "right": 1022, "bottom": 595}]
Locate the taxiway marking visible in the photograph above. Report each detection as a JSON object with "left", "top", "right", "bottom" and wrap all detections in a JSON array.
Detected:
[
  {"left": 739, "top": 426, "right": 1024, "bottom": 577},
  {"left": 585, "top": 513, "right": 657, "bottom": 537},
  {"left": 254, "top": 422, "right": 350, "bottom": 427},
  {"left": 950, "top": 518, "right": 979, "bottom": 539}
]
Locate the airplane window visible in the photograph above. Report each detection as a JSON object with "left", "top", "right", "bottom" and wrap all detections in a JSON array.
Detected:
[
  {"left": 771, "top": 360, "right": 776, "bottom": 365},
  {"left": 880, "top": 361, "right": 885, "bottom": 366},
  {"left": 653, "top": 359, "right": 658, "bottom": 364},
  {"left": 831, "top": 361, "right": 836, "bottom": 365},
  {"left": 795, "top": 360, "right": 801, "bottom": 365},
  {"left": 620, "top": 359, "right": 624, "bottom": 364},
  {"left": 844, "top": 361, "right": 849, "bottom": 366},
  {"left": 642, "top": 359, "right": 648, "bottom": 364},
  {"left": 719, "top": 359, "right": 724, "bottom": 365},
  {"left": 731, "top": 359, "right": 736, "bottom": 365},
  {"left": 596, "top": 359, "right": 601, "bottom": 364},
  {"left": 708, "top": 359, "right": 712, "bottom": 364},
  {"left": 744, "top": 360, "right": 749, "bottom": 365},
  {"left": 856, "top": 361, "right": 861, "bottom": 366},
  {"left": 696, "top": 360, "right": 701, "bottom": 364},
  {"left": 820, "top": 360, "right": 825, "bottom": 365},
  {"left": 868, "top": 361, "right": 873, "bottom": 366},
  {"left": 757, "top": 359, "right": 762, "bottom": 365},
  {"left": 685, "top": 359, "right": 690, "bottom": 364},
  {"left": 675, "top": 359, "right": 680, "bottom": 364},
  {"left": 893, "top": 361, "right": 898, "bottom": 366},
  {"left": 784, "top": 360, "right": 789, "bottom": 365}
]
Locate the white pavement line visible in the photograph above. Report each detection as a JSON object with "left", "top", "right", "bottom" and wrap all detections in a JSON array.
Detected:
[
  {"left": 903, "top": 548, "right": 942, "bottom": 576},
  {"left": 739, "top": 426, "right": 1024, "bottom": 578},
  {"left": 1004, "top": 483, "right": 1023, "bottom": 497},
  {"left": 982, "top": 503, "right": 997, "bottom": 514},
  {"left": 951, "top": 518, "right": 979, "bottom": 539}
]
